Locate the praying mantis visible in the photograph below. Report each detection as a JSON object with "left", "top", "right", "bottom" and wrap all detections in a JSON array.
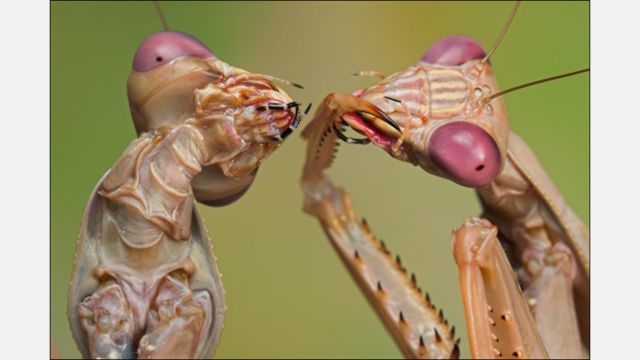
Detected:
[
  {"left": 52, "top": 2, "right": 587, "bottom": 358},
  {"left": 68, "top": 33, "right": 302, "bottom": 358},
  {"left": 300, "top": 1, "right": 588, "bottom": 359},
  {"left": 65, "top": 4, "right": 303, "bottom": 358}
]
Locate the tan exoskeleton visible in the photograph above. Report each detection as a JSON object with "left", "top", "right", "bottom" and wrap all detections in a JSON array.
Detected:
[
  {"left": 67, "top": 28, "right": 302, "bottom": 358},
  {"left": 300, "top": 2, "right": 588, "bottom": 359}
]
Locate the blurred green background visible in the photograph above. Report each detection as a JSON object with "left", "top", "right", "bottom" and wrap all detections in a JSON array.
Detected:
[{"left": 52, "top": 1, "right": 588, "bottom": 358}]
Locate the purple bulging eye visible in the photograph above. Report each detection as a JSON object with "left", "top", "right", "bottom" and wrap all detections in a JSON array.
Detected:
[
  {"left": 132, "top": 31, "right": 214, "bottom": 72},
  {"left": 421, "top": 35, "right": 486, "bottom": 66},
  {"left": 428, "top": 122, "right": 500, "bottom": 188}
]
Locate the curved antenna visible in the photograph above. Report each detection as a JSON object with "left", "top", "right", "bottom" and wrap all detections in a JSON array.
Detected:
[
  {"left": 480, "top": 1, "right": 521, "bottom": 66},
  {"left": 486, "top": 68, "right": 589, "bottom": 103},
  {"left": 154, "top": 1, "right": 170, "bottom": 31}
]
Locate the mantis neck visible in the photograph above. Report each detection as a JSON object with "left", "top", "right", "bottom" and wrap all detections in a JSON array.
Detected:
[{"left": 100, "top": 124, "right": 208, "bottom": 242}]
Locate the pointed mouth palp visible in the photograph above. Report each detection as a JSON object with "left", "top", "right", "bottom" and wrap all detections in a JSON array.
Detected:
[{"left": 255, "top": 101, "right": 302, "bottom": 141}]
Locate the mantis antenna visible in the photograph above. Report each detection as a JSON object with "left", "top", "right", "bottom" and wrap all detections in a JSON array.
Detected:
[
  {"left": 485, "top": 68, "right": 589, "bottom": 103},
  {"left": 480, "top": 1, "right": 521, "bottom": 67},
  {"left": 478, "top": 1, "right": 587, "bottom": 103},
  {"left": 154, "top": 0, "right": 170, "bottom": 30},
  {"left": 150, "top": 2, "right": 304, "bottom": 91}
]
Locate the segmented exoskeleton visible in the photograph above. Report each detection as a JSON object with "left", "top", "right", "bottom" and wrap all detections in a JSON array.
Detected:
[
  {"left": 301, "top": 2, "right": 588, "bottom": 358},
  {"left": 68, "top": 25, "right": 302, "bottom": 358}
]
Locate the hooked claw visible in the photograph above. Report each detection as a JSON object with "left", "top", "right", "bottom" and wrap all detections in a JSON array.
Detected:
[
  {"left": 326, "top": 93, "right": 401, "bottom": 145},
  {"left": 301, "top": 93, "right": 402, "bottom": 182},
  {"left": 257, "top": 101, "right": 304, "bottom": 141},
  {"left": 334, "top": 122, "right": 369, "bottom": 144},
  {"left": 280, "top": 102, "right": 303, "bottom": 140}
]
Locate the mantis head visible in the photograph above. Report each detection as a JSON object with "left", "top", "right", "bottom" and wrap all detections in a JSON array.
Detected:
[
  {"left": 338, "top": 35, "right": 508, "bottom": 188},
  {"left": 127, "top": 30, "right": 301, "bottom": 205},
  {"left": 417, "top": 35, "right": 506, "bottom": 188}
]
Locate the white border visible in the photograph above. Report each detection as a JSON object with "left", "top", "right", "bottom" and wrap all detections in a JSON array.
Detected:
[
  {"left": 0, "top": 0, "right": 637, "bottom": 357},
  {"left": 592, "top": 0, "right": 640, "bottom": 357},
  {"left": 0, "top": 0, "right": 50, "bottom": 358}
]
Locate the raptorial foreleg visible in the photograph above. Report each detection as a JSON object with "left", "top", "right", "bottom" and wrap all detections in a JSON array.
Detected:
[
  {"left": 302, "top": 176, "right": 458, "bottom": 358},
  {"left": 301, "top": 93, "right": 456, "bottom": 358},
  {"left": 451, "top": 217, "right": 548, "bottom": 359}
]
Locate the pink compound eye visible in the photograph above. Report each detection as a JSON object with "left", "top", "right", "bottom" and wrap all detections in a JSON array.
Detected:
[
  {"left": 428, "top": 122, "right": 501, "bottom": 188},
  {"left": 420, "top": 35, "right": 486, "bottom": 66},
  {"left": 132, "top": 31, "right": 214, "bottom": 72}
]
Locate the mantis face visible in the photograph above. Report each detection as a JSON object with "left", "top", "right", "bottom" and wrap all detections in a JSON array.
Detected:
[
  {"left": 126, "top": 31, "right": 301, "bottom": 205},
  {"left": 341, "top": 36, "right": 509, "bottom": 188}
]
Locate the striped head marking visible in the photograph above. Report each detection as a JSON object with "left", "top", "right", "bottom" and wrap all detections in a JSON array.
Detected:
[
  {"left": 354, "top": 36, "right": 507, "bottom": 188},
  {"left": 418, "top": 36, "right": 505, "bottom": 188}
]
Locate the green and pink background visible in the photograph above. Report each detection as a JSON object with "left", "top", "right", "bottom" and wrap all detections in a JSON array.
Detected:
[{"left": 52, "top": 2, "right": 588, "bottom": 358}]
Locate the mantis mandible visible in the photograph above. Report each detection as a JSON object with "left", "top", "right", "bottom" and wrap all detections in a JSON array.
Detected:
[
  {"left": 67, "top": 5, "right": 303, "bottom": 358},
  {"left": 300, "top": 2, "right": 588, "bottom": 358}
]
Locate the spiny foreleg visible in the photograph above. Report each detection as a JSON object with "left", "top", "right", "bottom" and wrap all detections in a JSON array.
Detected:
[
  {"left": 451, "top": 218, "right": 548, "bottom": 359},
  {"left": 301, "top": 95, "right": 457, "bottom": 358}
]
